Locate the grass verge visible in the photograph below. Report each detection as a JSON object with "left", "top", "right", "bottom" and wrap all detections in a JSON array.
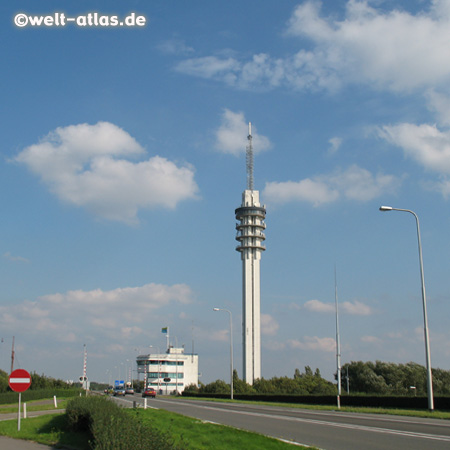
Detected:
[
  {"left": 0, "top": 407, "right": 313, "bottom": 449},
  {"left": 0, "top": 413, "right": 90, "bottom": 449},
  {"left": 0, "top": 399, "right": 68, "bottom": 414},
  {"left": 130, "top": 408, "right": 315, "bottom": 449}
]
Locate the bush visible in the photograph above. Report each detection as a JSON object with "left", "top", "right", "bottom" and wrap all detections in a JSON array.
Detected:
[{"left": 66, "top": 396, "right": 186, "bottom": 450}]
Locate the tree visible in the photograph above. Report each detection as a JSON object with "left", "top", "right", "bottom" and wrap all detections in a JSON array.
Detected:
[
  {"left": 233, "top": 370, "right": 253, "bottom": 394},
  {"left": 199, "top": 379, "right": 230, "bottom": 394},
  {"left": 0, "top": 369, "right": 8, "bottom": 393},
  {"left": 341, "top": 361, "right": 438, "bottom": 395},
  {"left": 253, "top": 377, "right": 277, "bottom": 393},
  {"left": 183, "top": 383, "right": 199, "bottom": 394},
  {"left": 344, "top": 361, "right": 388, "bottom": 394}
]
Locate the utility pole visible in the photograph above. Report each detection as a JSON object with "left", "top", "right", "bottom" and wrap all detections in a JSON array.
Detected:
[{"left": 11, "top": 336, "right": 15, "bottom": 373}]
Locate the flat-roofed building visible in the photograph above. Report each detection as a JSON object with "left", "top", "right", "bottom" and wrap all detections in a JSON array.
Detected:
[{"left": 136, "top": 347, "right": 198, "bottom": 394}]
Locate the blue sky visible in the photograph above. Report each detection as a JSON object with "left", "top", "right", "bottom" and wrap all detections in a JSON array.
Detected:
[{"left": 1, "top": 0, "right": 450, "bottom": 386}]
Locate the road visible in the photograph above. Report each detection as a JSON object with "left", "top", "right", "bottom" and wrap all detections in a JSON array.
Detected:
[{"left": 113, "top": 394, "right": 450, "bottom": 450}]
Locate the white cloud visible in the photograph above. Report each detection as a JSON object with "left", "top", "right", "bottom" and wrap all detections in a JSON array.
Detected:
[
  {"left": 261, "top": 314, "right": 279, "bottom": 336},
  {"left": 121, "top": 326, "right": 144, "bottom": 340},
  {"left": 304, "top": 299, "right": 373, "bottom": 316},
  {"left": 328, "top": 137, "right": 342, "bottom": 154},
  {"left": 330, "top": 165, "right": 399, "bottom": 201},
  {"left": 176, "top": 56, "right": 240, "bottom": 84},
  {"left": 263, "top": 178, "right": 338, "bottom": 206},
  {"left": 361, "top": 335, "right": 381, "bottom": 344},
  {"left": 288, "top": 336, "right": 335, "bottom": 352},
  {"left": 0, "top": 283, "right": 193, "bottom": 346},
  {"left": 426, "top": 90, "right": 450, "bottom": 126},
  {"left": 3, "top": 252, "right": 29, "bottom": 263},
  {"left": 378, "top": 121, "right": 450, "bottom": 197},
  {"left": 263, "top": 165, "right": 398, "bottom": 206},
  {"left": 285, "top": 0, "right": 450, "bottom": 92},
  {"left": 304, "top": 299, "right": 335, "bottom": 313},
  {"left": 215, "top": 109, "right": 271, "bottom": 156},
  {"left": 210, "top": 329, "right": 229, "bottom": 342},
  {"left": 379, "top": 123, "right": 450, "bottom": 174},
  {"left": 15, "top": 122, "right": 199, "bottom": 225},
  {"left": 435, "top": 178, "right": 450, "bottom": 197},
  {"left": 157, "top": 39, "right": 194, "bottom": 55},
  {"left": 341, "top": 300, "right": 373, "bottom": 316},
  {"left": 386, "top": 331, "right": 403, "bottom": 339},
  {"left": 176, "top": 1, "right": 450, "bottom": 93}
]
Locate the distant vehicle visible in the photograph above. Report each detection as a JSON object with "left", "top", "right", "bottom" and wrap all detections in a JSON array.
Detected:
[
  {"left": 142, "top": 388, "right": 156, "bottom": 398},
  {"left": 113, "top": 387, "right": 126, "bottom": 396},
  {"left": 104, "top": 386, "right": 114, "bottom": 395},
  {"left": 125, "top": 387, "right": 135, "bottom": 395}
]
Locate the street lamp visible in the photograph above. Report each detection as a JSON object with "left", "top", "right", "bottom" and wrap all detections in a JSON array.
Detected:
[
  {"left": 213, "top": 307, "right": 234, "bottom": 400},
  {"left": 379, "top": 205, "right": 434, "bottom": 411}
]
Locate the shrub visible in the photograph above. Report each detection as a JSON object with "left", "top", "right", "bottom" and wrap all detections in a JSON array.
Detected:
[{"left": 66, "top": 395, "right": 186, "bottom": 450}]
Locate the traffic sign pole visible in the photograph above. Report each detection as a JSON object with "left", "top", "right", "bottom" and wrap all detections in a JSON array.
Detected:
[
  {"left": 9, "top": 369, "right": 32, "bottom": 431},
  {"left": 18, "top": 393, "right": 21, "bottom": 431}
]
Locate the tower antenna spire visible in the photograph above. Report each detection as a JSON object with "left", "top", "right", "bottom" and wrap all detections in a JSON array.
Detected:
[{"left": 246, "top": 122, "right": 254, "bottom": 190}]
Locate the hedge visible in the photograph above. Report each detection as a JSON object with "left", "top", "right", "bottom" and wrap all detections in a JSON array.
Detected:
[
  {"left": 0, "top": 388, "right": 83, "bottom": 405},
  {"left": 182, "top": 392, "right": 450, "bottom": 410},
  {"left": 66, "top": 395, "right": 186, "bottom": 450}
]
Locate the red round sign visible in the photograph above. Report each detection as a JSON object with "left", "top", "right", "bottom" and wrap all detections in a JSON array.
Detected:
[{"left": 9, "top": 369, "right": 32, "bottom": 393}]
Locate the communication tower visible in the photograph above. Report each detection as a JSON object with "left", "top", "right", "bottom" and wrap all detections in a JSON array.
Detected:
[{"left": 235, "top": 122, "right": 266, "bottom": 384}]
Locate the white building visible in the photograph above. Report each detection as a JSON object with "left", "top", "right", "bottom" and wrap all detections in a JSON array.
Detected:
[{"left": 136, "top": 347, "right": 198, "bottom": 394}]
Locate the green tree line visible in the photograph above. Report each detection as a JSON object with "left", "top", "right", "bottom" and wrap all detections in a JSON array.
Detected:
[
  {"left": 341, "top": 361, "right": 450, "bottom": 395},
  {"left": 185, "top": 361, "right": 450, "bottom": 396},
  {"left": 185, "top": 366, "right": 336, "bottom": 395}
]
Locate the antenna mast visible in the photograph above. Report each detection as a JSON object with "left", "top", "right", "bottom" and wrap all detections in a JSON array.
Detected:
[
  {"left": 11, "top": 336, "right": 15, "bottom": 373},
  {"left": 246, "top": 122, "right": 254, "bottom": 190}
]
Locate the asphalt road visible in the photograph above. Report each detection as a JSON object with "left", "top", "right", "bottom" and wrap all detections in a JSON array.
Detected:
[{"left": 114, "top": 394, "right": 450, "bottom": 450}]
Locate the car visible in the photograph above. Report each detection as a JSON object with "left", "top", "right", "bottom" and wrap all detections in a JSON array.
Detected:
[
  {"left": 113, "top": 387, "right": 126, "bottom": 396},
  {"left": 142, "top": 388, "right": 156, "bottom": 398},
  {"left": 125, "top": 387, "right": 135, "bottom": 395}
]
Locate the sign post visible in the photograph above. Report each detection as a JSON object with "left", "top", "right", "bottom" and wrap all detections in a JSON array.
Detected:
[
  {"left": 163, "top": 377, "right": 171, "bottom": 395},
  {"left": 9, "top": 369, "right": 32, "bottom": 431}
]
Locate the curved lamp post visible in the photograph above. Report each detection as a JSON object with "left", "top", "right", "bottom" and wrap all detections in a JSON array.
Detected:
[
  {"left": 213, "top": 308, "right": 233, "bottom": 400},
  {"left": 379, "top": 206, "right": 434, "bottom": 411}
]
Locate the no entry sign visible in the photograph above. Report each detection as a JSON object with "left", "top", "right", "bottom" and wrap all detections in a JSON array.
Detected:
[{"left": 9, "top": 369, "right": 32, "bottom": 393}]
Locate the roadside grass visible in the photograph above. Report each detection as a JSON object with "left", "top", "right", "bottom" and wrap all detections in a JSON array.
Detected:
[
  {"left": 131, "top": 408, "right": 315, "bottom": 450},
  {"left": 181, "top": 396, "right": 450, "bottom": 420},
  {"left": 0, "top": 413, "right": 90, "bottom": 449},
  {"left": 0, "top": 406, "right": 313, "bottom": 450}
]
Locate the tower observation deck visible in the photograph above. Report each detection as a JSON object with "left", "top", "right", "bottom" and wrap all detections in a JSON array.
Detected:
[{"left": 235, "top": 123, "right": 266, "bottom": 384}]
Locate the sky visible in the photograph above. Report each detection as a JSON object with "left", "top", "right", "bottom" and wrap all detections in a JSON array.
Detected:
[{"left": 1, "top": 0, "right": 450, "bottom": 386}]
